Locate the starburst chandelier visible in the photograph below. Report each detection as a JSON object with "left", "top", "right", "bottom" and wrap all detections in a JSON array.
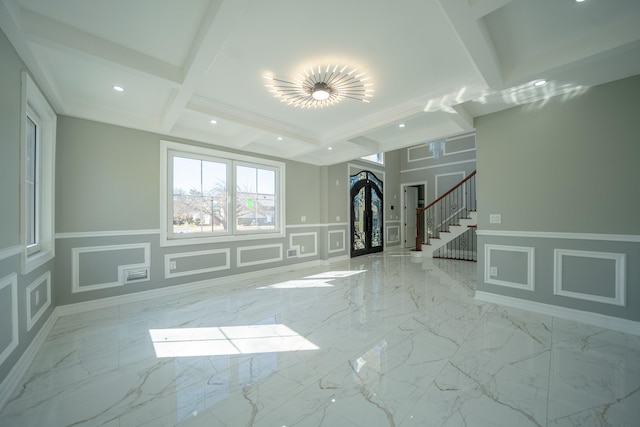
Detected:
[{"left": 263, "top": 64, "right": 374, "bottom": 109}]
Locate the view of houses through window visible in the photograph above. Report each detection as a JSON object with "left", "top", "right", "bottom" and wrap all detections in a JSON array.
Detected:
[{"left": 169, "top": 150, "right": 279, "bottom": 238}]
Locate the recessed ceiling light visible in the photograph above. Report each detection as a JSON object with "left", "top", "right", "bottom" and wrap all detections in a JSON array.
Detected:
[
  {"left": 398, "top": 123, "right": 406, "bottom": 128},
  {"left": 277, "top": 136, "right": 283, "bottom": 141},
  {"left": 533, "top": 79, "right": 547, "bottom": 87},
  {"left": 112, "top": 85, "right": 125, "bottom": 92},
  {"left": 576, "top": 0, "right": 586, "bottom": 3},
  {"left": 328, "top": 147, "right": 333, "bottom": 150},
  {"left": 209, "top": 119, "right": 217, "bottom": 124}
]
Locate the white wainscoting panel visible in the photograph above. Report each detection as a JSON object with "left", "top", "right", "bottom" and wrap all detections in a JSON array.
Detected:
[
  {"left": 386, "top": 225, "right": 400, "bottom": 244},
  {"left": 26, "top": 271, "right": 51, "bottom": 331},
  {"left": 164, "top": 249, "right": 230, "bottom": 279},
  {"left": 237, "top": 244, "right": 283, "bottom": 267},
  {"left": 328, "top": 230, "right": 346, "bottom": 254},
  {"left": 0, "top": 273, "right": 18, "bottom": 366},
  {"left": 484, "top": 244, "right": 535, "bottom": 291},
  {"left": 72, "top": 243, "right": 150, "bottom": 293},
  {"left": 554, "top": 249, "right": 626, "bottom": 306},
  {"left": 289, "top": 232, "right": 318, "bottom": 258}
]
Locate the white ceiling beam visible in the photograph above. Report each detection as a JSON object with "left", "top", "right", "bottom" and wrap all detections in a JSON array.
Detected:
[
  {"left": 160, "top": 0, "right": 251, "bottom": 133},
  {"left": 437, "top": 0, "right": 505, "bottom": 89},
  {"left": 186, "top": 95, "right": 321, "bottom": 145},
  {"left": 469, "top": 0, "right": 512, "bottom": 19},
  {"left": 451, "top": 103, "right": 475, "bottom": 131},
  {"left": 20, "top": 8, "right": 182, "bottom": 85}
]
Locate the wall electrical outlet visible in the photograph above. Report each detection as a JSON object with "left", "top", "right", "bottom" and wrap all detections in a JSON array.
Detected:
[
  {"left": 170, "top": 261, "right": 177, "bottom": 270},
  {"left": 490, "top": 267, "right": 498, "bottom": 276},
  {"left": 301, "top": 246, "right": 305, "bottom": 252},
  {"left": 335, "top": 241, "right": 340, "bottom": 247},
  {"left": 336, "top": 215, "right": 340, "bottom": 221},
  {"left": 301, "top": 215, "right": 306, "bottom": 222}
]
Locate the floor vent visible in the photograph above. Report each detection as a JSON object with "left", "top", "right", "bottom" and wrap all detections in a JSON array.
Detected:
[
  {"left": 122, "top": 267, "right": 149, "bottom": 284},
  {"left": 287, "top": 248, "right": 299, "bottom": 258}
]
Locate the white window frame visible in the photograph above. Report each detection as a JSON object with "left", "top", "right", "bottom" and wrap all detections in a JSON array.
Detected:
[
  {"left": 360, "top": 152, "right": 385, "bottom": 166},
  {"left": 160, "top": 140, "right": 285, "bottom": 247},
  {"left": 21, "top": 72, "right": 56, "bottom": 274}
]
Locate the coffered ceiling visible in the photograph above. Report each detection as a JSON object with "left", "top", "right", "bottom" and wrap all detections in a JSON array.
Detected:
[{"left": 2, "top": 0, "right": 639, "bottom": 165}]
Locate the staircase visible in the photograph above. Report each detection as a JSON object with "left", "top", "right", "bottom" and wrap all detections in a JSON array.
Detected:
[
  {"left": 415, "top": 171, "right": 477, "bottom": 261},
  {"left": 421, "top": 211, "right": 476, "bottom": 258}
]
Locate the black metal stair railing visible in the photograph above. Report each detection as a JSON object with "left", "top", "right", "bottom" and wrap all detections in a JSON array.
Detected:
[{"left": 416, "top": 171, "right": 477, "bottom": 261}]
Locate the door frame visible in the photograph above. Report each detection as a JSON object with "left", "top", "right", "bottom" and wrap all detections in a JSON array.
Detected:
[
  {"left": 347, "top": 164, "right": 385, "bottom": 256},
  {"left": 400, "top": 181, "right": 427, "bottom": 250}
]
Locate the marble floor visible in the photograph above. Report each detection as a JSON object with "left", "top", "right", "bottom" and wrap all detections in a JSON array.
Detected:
[{"left": 1, "top": 252, "right": 639, "bottom": 426}]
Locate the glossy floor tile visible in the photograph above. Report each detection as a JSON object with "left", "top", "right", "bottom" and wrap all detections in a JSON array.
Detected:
[{"left": 1, "top": 252, "right": 638, "bottom": 426}]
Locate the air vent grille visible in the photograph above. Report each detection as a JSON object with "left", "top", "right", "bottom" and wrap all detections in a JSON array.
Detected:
[{"left": 123, "top": 267, "right": 149, "bottom": 284}]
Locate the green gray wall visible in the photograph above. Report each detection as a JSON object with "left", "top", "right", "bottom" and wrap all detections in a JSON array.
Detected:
[
  {"left": 54, "top": 116, "right": 342, "bottom": 306},
  {"left": 476, "top": 74, "right": 640, "bottom": 323},
  {"left": 399, "top": 133, "right": 477, "bottom": 248},
  {"left": 0, "top": 28, "right": 56, "bottom": 391}
]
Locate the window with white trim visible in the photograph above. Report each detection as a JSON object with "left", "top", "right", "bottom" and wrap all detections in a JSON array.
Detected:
[
  {"left": 161, "top": 141, "right": 285, "bottom": 246},
  {"left": 361, "top": 152, "right": 384, "bottom": 165},
  {"left": 21, "top": 73, "right": 56, "bottom": 273}
]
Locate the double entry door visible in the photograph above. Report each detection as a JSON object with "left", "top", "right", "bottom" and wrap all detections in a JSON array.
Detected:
[{"left": 350, "top": 170, "right": 383, "bottom": 257}]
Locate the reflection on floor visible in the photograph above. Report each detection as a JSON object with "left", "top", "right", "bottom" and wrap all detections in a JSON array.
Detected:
[{"left": 1, "top": 252, "right": 639, "bottom": 426}]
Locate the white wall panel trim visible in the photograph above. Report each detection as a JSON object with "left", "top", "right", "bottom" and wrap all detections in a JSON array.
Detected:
[
  {"left": 0, "top": 306, "right": 59, "bottom": 411},
  {"left": 328, "top": 230, "right": 346, "bottom": 254},
  {"left": 237, "top": 244, "right": 283, "bottom": 267},
  {"left": 484, "top": 244, "right": 535, "bottom": 291},
  {"left": 386, "top": 225, "right": 400, "bottom": 244},
  {"left": 475, "top": 291, "right": 639, "bottom": 337},
  {"left": 289, "top": 232, "right": 317, "bottom": 258},
  {"left": 56, "top": 229, "right": 160, "bottom": 239},
  {"left": 26, "top": 271, "right": 51, "bottom": 331},
  {"left": 554, "top": 249, "right": 626, "bottom": 306},
  {"left": 476, "top": 230, "right": 640, "bottom": 242},
  {"left": 71, "top": 243, "right": 150, "bottom": 293},
  {"left": 0, "top": 273, "right": 19, "bottom": 367},
  {"left": 164, "top": 249, "right": 230, "bottom": 279},
  {"left": 400, "top": 159, "right": 476, "bottom": 174}
]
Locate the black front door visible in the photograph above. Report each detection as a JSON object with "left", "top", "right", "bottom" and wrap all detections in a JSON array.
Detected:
[{"left": 350, "top": 171, "right": 383, "bottom": 257}]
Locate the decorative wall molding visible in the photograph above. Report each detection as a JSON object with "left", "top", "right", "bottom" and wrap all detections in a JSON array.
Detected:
[
  {"left": 386, "top": 225, "right": 400, "bottom": 244},
  {"left": 237, "top": 244, "right": 283, "bottom": 267},
  {"left": 26, "top": 271, "right": 51, "bottom": 331},
  {"left": 164, "top": 248, "right": 230, "bottom": 279},
  {"left": 407, "top": 144, "right": 435, "bottom": 162},
  {"left": 56, "top": 229, "right": 161, "bottom": 239},
  {"left": 484, "top": 244, "right": 535, "bottom": 291},
  {"left": 0, "top": 273, "right": 18, "bottom": 367},
  {"left": 554, "top": 249, "right": 626, "bottom": 306},
  {"left": 57, "top": 259, "right": 330, "bottom": 317},
  {"left": 285, "top": 223, "right": 349, "bottom": 228},
  {"left": 71, "top": 243, "right": 150, "bottom": 293},
  {"left": 476, "top": 230, "right": 640, "bottom": 242},
  {"left": 289, "top": 232, "right": 318, "bottom": 258},
  {"left": 328, "top": 230, "right": 346, "bottom": 254},
  {"left": 0, "top": 305, "right": 58, "bottom": 411},
  {"left": 475, "top": 291, "right": 640, "bottom": 337},
  {"left": 400, "top": 159, "right": 476, "bottom": 174}
]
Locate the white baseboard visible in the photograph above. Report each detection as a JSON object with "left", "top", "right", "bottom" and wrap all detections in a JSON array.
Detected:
[
  {"left": 475, "top": 291, "right": 640, "bottom": 336},
  {"left": 0, "top": 308, "right": 59, "bottom": 411},
  {"left": 57, "top": 258, "right": 336, "bottom": 317}
]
